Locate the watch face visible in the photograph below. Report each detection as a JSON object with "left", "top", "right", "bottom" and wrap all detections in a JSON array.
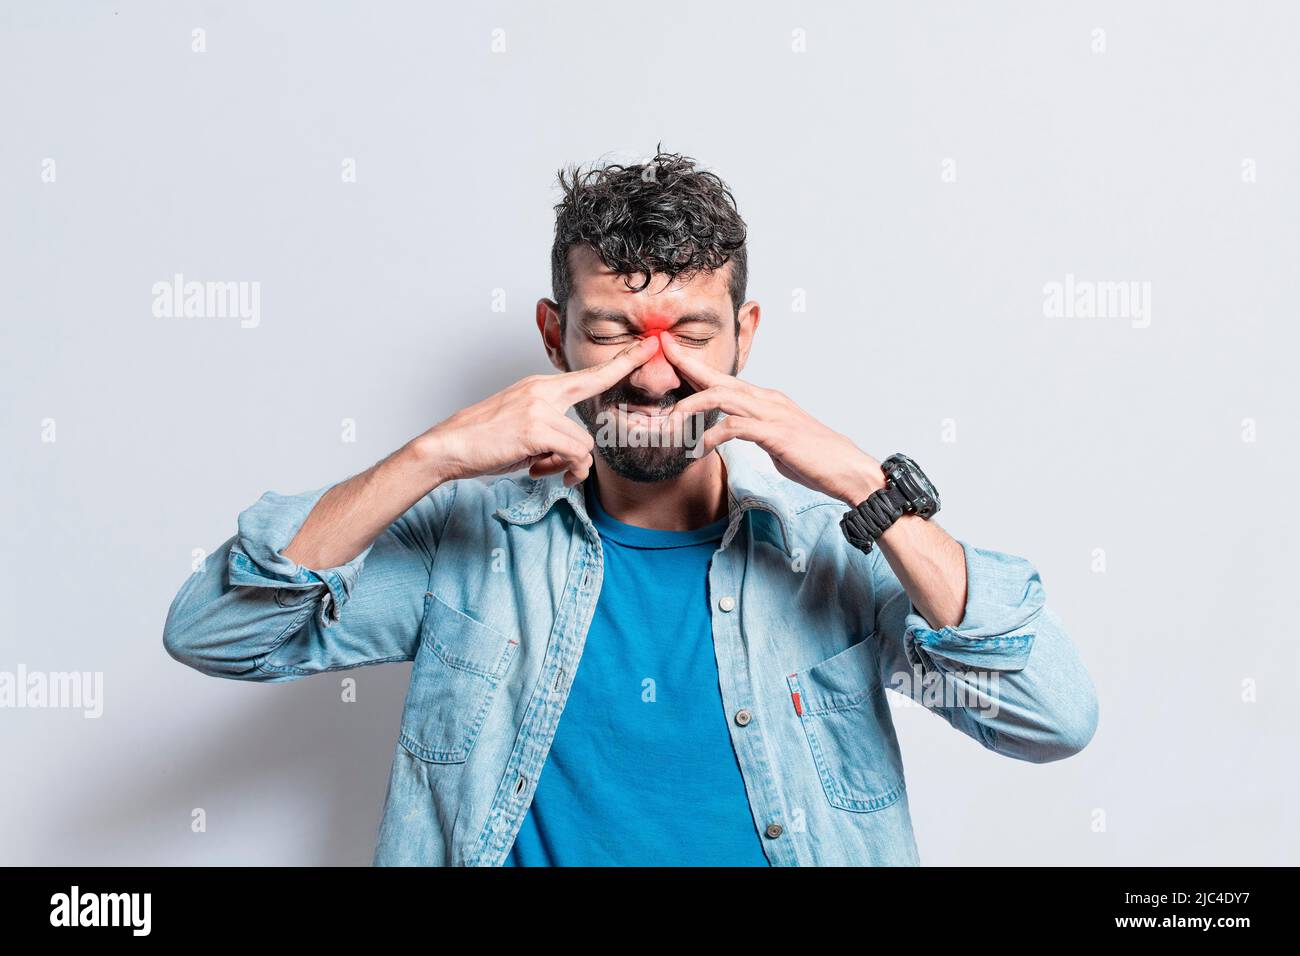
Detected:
[
  {"left": 886, "top": 454, "right": 940, "bottom": 517},
  {"left": 912, "top": 475, "right": 939, "bottom": 515}
]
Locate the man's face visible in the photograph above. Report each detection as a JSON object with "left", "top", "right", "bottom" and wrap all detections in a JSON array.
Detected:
[{"left": 541, "top": 245, "right": 757, "bottom": 482}]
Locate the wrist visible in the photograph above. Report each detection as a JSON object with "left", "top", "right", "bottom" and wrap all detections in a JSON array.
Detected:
[
  {"left": 405, "top": 431, "right": 455, "bottom": 489},
  {"left": 836, "top": 455, "right": 887, "bottom": 507}
]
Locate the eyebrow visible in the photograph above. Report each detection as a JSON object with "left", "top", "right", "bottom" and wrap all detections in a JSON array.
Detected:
[{"left": 577, "top": 307, "right": 724, "bottom": 330}]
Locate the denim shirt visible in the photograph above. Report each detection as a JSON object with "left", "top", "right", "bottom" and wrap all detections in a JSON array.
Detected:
[{"left": 163, "top": 440, "right": 1099, "bottom": 866}]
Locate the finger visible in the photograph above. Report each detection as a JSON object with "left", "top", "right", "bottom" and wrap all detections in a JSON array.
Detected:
[
  {"left": 562, "top": 456, "right": 593, "bottom": 486},
  {"left": 533, "top": 457, "right": 591, "bottom": 487},
  {"left": 691, "top": 414, "right": 773, "bottom": 459},
  {"left": 552, "top": 335, "right": 660, "bottom": 405},
  {"left": 539, "top": 444, "right": 593, "bottom": 486},
  {"left": 551, "top": 416, "right": 597, "bottom": 485},
  {"left": 669, "top": 384, "right": 773, "bottom": 422},
  {"left": 548, "top": 410, "right": 597, "bottom": 451},
  {"left": 527, "top": 422, "right": 592, "bottom": 467},
  {"left": 656, "top": 330, "right": 736, "bottom": 391},
  {"left": 527, "top": 452, "right": 568, "bottom": 477},
  {"left": 531, "top": 448, "right": 593, "bottom": 483}
]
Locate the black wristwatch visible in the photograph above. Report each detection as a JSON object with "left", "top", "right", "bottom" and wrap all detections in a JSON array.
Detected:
[{"left": 840, "top": 453, "right": 940, "bottom": 553}]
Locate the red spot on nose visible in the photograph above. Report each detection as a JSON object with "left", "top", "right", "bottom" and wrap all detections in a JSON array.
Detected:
[{"left": 639, "top": 314, "right": 673, "bottom": 334}]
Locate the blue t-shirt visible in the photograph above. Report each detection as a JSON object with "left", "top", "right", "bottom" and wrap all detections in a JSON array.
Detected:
[{"left": 504, "top": 480, "right": 769, "bottom": 866}]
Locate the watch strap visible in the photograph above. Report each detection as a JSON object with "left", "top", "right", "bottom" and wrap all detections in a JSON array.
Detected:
[{"left": 840, "top": 485, "right": 907, "bottom": 553}]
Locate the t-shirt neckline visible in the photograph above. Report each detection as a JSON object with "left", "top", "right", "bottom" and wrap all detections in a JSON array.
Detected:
[{"left": 584, "top": 478, "right": 730, "bottom": 549}]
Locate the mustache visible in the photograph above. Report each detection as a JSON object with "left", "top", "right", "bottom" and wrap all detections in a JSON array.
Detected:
[{"left": 594, "top": 385, "right": 695, "bottom": 409}]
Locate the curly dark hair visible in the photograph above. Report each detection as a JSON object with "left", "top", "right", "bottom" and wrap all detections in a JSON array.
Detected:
[{"left": 550, "top": 147, "right": 748, "bottom": 331}]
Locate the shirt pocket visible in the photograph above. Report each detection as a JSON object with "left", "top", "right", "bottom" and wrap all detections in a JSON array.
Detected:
[
  {"left": 398, "top": 593, "right": 519, "bottom": 764},
  {"left": 786, "top": 634, "right": 906, "bottom": 813}
]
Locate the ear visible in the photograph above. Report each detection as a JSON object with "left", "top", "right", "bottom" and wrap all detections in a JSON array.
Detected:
[
  {"left": 536, "top": 298, "right": 569, "bottom": 372},
  {"left": 733, "top": 299, "right": 761, "bottom": 375}
]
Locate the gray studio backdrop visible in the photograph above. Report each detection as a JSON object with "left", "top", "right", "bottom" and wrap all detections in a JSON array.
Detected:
[{"left": 2, "top": 1, "right": 1297, "bottom": 865}]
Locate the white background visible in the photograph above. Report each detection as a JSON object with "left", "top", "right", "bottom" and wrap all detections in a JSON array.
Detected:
[{"left": 2, "top": 1, "right": 1297, "bottom": 864}]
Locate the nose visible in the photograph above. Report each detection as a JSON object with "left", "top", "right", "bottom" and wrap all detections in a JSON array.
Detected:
[{"left": 627, "top": 331, "right": 680, "bottom": 401}]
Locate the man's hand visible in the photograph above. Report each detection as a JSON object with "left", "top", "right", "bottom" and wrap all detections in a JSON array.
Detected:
[
  {"left": 418, "top": 335, "right": 661, "bottom": 487},
  {"left": 282, "top": 335, "right": 660, "bottom": 570},
  {"left": 661, "top": 332, "right": 886, "bottom": 507}
]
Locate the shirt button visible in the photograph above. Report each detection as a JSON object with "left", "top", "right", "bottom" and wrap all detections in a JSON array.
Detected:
[
  {"left": 719, "top": 596, "right": 736, "bottom": 612},
  {"left": 734, "top": 709, "right": 752, "bottom": 726},
  {"left": 765, "top": 823, "right": 784, "bottom": 839}
]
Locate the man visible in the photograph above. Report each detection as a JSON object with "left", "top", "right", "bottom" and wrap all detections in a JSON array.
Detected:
[{"left": 163, "top": 149, "right": 1099, "bottom": 866}]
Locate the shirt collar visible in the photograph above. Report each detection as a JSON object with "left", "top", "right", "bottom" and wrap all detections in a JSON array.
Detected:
[{"left": 493, "top": 439, "right": 797, "bottom": 556}]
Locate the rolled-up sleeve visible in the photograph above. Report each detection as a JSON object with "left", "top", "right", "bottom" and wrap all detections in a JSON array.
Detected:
[
  {"left": 163, "top": 480, "right": 457, "bottom": 681},
  {"left": 225, "top": 488, "right": 371, "bottom": 631},
  {"left": 875, "top": 540, "right": 1099, "bottom": 763}
]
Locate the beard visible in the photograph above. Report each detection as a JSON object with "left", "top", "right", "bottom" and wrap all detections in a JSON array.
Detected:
[{"left": 571, "top": 355, "right": 737, "bottom": 483}]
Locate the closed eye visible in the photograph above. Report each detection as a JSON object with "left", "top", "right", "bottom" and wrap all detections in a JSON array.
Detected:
[{"left": 590, "top": 334, "right": 712, "bottom": 347}]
